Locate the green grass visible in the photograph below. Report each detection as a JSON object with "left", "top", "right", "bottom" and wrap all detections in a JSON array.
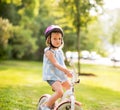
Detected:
[{"left": 0, "top": 60, "right": 120, "bottom": 110}]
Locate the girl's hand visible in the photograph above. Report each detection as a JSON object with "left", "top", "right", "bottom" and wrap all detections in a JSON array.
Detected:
[{"left": 66, "top": 70, "right": 73, "bottom": 78}]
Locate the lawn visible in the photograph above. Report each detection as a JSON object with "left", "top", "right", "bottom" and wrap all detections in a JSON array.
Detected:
[{"left": 0, "top": 60, "right": 120, "bottom": 110}]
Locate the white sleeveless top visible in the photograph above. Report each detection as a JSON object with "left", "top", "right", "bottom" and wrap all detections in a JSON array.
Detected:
[{"left": 42, "top": 47, "right": 67, "bottom": 82}]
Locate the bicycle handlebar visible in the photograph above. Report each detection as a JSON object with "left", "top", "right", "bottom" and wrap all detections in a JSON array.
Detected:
[
  {"left": 71, "top": 71, "right": 80, "bottom": 84},
  {"left": 68, "top": 59, "right": 80, "bottom": 84}
]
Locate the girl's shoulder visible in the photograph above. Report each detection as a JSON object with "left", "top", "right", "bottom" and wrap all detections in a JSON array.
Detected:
[
  {"left": 44, "top": 47, "right": 55, "bottom": 53},
  {"left": 44, "top": 47, "right": 49, "bottom": 52}
]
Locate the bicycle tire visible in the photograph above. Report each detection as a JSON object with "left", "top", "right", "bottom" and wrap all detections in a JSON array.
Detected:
[
  {"left": 37, "top": 94, "right": 51, "bottom": 110},
  {"left": 55, "top": 100, "right": 83, "bottom": 110}
]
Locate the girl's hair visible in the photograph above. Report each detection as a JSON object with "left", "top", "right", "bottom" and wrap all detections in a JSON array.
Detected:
[{"left": 46, "top": 35, "right": 51, "bottom": 46}]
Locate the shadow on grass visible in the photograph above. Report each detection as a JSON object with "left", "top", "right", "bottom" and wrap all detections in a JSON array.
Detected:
[{"left": 78, "top": 72, "right": 97, "bottom": 77}]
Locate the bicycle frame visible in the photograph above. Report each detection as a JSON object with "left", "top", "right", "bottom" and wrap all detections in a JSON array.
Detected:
[{"left": 57, "top": 70, "right": 80, "bottom": 110}]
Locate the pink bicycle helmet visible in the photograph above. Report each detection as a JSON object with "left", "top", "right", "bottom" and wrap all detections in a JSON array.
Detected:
[{"left": 44, "top": 25, "right": 63, "bottom": 39}]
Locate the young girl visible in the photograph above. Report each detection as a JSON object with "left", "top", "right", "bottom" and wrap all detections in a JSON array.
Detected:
[{"left": 41, "top": 25, "right": 72, "bottom": 110}]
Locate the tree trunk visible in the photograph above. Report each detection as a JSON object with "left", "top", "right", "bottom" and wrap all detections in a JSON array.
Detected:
[
  {"left": 75, "top": 0, "right": 81, "bottom": 75},
  {"left": 77, "top": 27, "right": 80, "bottom": 75}
]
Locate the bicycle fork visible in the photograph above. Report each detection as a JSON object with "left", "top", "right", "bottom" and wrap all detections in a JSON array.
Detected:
[{"left": 70, "top": 94, "right": 75, "bottom": 110}]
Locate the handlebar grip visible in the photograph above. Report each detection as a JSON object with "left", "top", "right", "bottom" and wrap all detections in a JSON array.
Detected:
[{"left": 75, "top": 79, "right": 80, "bottom": 83}]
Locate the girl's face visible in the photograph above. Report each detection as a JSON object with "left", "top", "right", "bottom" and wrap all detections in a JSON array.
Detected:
[{"left": 51, "top": 32, "right": 62, "bottom": 48}]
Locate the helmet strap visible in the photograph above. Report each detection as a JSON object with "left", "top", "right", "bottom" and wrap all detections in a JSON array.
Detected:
[{"left": 49, "top": 34, "right": 59, "bottom": 48}]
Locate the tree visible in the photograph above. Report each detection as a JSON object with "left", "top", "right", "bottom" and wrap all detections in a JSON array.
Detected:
[
  {"left": 0, "top": 18, "right": 12, "bottom": 59},
  {"left": 0, "top": 0, "right": 59, "bottom": 60},
  {"left": 0, "top": 0, "right": 40, "bottom": 60},
  {"left": 101, "top": 9, "right": 120, "bottom": 53},
  {"left": 58, "top": 0, "right": 104, "bottom": 74},
  {"left": 8, "top": 26, "right": 37, "bottom": 59},
  {"left": 110, "top": 15, "right": 120, "bottom": 49},
  {"left": 0, "top": 1, "right": 21, "bottom": 25},
  {"left": 85, "top": 20, "right": 104, "bottom": 52}
]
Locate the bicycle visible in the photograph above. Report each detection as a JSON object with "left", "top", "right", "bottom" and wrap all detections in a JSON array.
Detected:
[{"left": 37, "top": 61, "right": 83, "bottom": 110}]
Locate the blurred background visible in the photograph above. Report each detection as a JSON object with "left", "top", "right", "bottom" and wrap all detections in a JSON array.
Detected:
[{"left": 0, "top": 0, "right": 120, "bottom": 66}]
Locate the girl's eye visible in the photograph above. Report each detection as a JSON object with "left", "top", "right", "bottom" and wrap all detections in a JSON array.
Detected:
[{"left": 53, "top": 38, "right": 61, "bottom": 40}]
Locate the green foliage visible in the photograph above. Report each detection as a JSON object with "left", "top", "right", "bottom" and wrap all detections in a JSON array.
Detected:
[
  {"left": 84, "top": 20, "right": 104, "bottom": 52},
  {"left": 110, "top": 15, "right": 120, "bottom": 46},
  {"left": 1, "top": 0, "right": 21, "bottom": 5},
  {"left": 100, "top": 9, "right": 120, "bottom": 51},
  {"left": 0, "top": 2, "right": 21, "bottom": 25},
  {"left": 63, "top": 32, "right": 76, "bottom": 51},
  {"left": 0, "top": 18, "right": 12, "bottom": 45},
  {"left": 0, "top": 18, "right": 13, "bottom": 59},
  {"left": 59, "top": 0, "right": 103, "bottom": 29},
  {"left": 0, "top": 0, "right": 107, "bottom": 61},
  {"left": 8, "top": 26, "right": 38, "bottom": 60}
]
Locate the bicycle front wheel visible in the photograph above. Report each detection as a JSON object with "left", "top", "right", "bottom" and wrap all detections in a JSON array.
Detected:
[
  {"left": 55, "top": 101, "right": 83, "bottom": 110},
  {"left": 37, "top": 94, "right": 51, "bottom": 110}
]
